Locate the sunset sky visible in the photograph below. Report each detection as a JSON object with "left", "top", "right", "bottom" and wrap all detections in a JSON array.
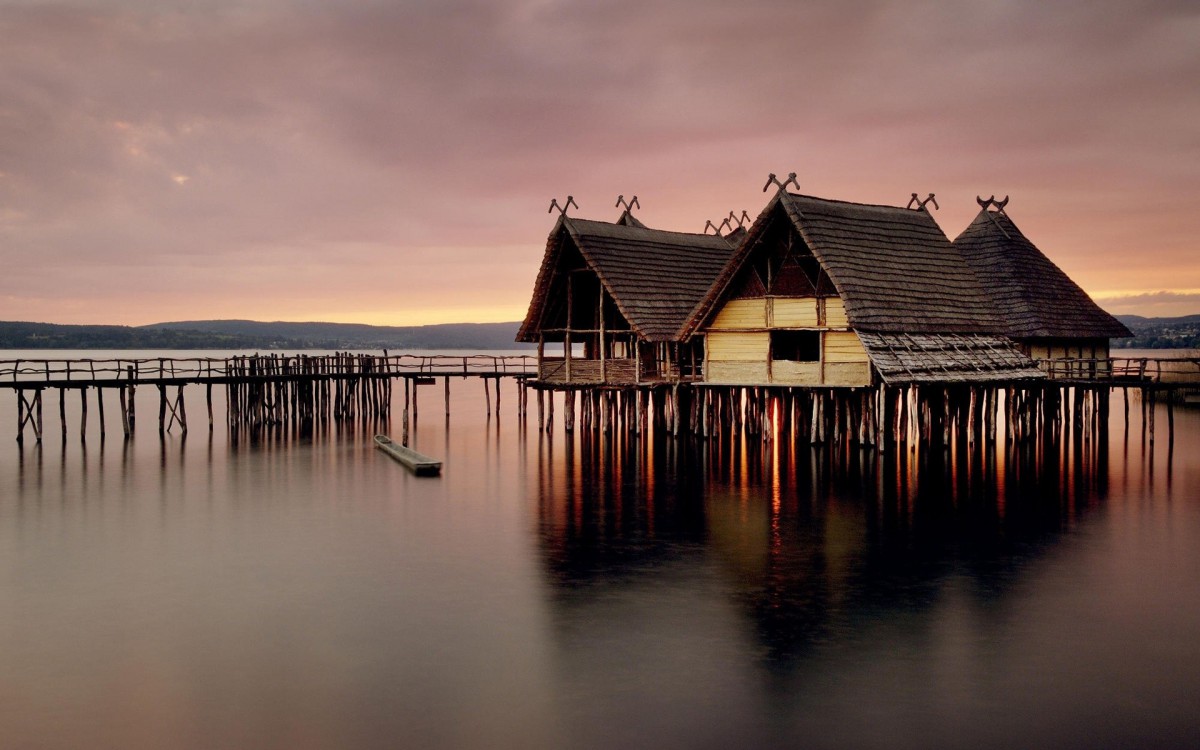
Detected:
[{"left": 1, "top": 0, "right": 1197, "bottom": 326}]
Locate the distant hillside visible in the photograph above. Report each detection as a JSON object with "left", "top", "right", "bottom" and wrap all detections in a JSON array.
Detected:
[
  {"left": 0, "top": 319, "right": 529, "bottom": 351},
  {"left": 1114, "top": 314, "right": 1200, "bottom": 349},
  {"left": 144, "top": 320, "right": 528, "bottom": 350},
  {"left": 0, "top": 321, "right": 285, "bottom": 349}
]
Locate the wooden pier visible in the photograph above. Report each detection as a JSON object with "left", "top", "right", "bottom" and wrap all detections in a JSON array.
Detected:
[
  {"left": 2, "top": 354, "right": 1196, "bottom": 450},
  {"left": 2, "top": 353, "right": 536, "bottom": 443},
  {"left": 521, "top": 356, "right": 1198, "bottom": 451}
]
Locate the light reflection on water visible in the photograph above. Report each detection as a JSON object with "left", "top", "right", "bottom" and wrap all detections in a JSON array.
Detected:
[{"left": 0, "top": 371, "right": 1198, "bottom": 750}]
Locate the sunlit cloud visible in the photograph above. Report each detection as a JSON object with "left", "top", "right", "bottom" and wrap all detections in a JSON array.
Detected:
[
  {"left": 1094, "top": 290, "right": 1200, "bottom": 317},
  {"left": 0, "top": 0, "right": 1197, "bottom": 325}
]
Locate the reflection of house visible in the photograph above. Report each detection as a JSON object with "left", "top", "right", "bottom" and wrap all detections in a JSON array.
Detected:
[
  {"left": 519, "top": 186, "right": 1126, "bottom": 390},
  {"left": 952, "top": 202, "right": 1131, "bottom": 378}
]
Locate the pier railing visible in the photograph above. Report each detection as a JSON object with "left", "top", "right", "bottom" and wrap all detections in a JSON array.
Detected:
[
  {"left": 0, "top": 354, "right": 538, "bottom": 387},
  {"left": 1043, "top": 356, "right": 1200, "bottom": 385}
]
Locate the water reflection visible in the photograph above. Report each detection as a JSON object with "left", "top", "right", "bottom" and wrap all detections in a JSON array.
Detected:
[{"left": 535, "top": 430, "right": 1110, "bottom": 677}]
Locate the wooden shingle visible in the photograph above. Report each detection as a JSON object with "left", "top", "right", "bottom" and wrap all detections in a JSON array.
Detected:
[
  {"left": 952, "top": 210, "right": 1131, "bottom": 339},
  {"left": 517, "top": 216, "right": 736, "bottom": 343}
]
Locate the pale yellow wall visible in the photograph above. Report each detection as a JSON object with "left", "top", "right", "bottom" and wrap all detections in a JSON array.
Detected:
[
  {"left": 770, "top": 361, "right": 822, "bottom": 385},
  {"left": 824, "top": 362, "right": 872, "bottom": 387},
  {"left": 707, "top": 332, "right": 769, "bottom": 361},
  {"left": 825, "top": 297, "right": 849, "bottom": 328},
  {"left": 1024, "top": 340, "right": 1112, "bottom": 379},
  {"left": 702, "top": 293, "right": 869, "bottom": 386},
  {"left": 706, "top": 361, "right": 770, "bottom": 384},
  {"left": 824, "top": 331, "right": 869, "bottom": 363},
  {"left": 710, "top": 298, "right": 766, "bottom": 329},
  {"left": 772, "top": 297, "right": 819, "bottom": 327}
]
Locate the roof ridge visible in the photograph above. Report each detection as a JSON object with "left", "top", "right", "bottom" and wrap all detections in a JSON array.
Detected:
[{"left": 786, "top": 192, "right": 924, "bottom": 213}]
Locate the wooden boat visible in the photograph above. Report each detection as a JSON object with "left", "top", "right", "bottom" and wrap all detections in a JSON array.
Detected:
[{"left": 374, "top": 434, "right": 442, "bottom": 476}]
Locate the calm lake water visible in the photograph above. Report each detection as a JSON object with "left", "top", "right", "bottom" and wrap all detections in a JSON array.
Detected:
[{"left": 2, "top": 351, "right": 1199, "bottom": 749}]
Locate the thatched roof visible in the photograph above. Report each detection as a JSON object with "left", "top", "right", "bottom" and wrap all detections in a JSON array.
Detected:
[
  {"left": 517, "top": 216, "right": 736, "bottom": 343},
  {"left": 684, "top": 192, "right": 1004, "bottom": 338},
  {"left": 615, "top": 209, "right": 647, "bottom": 229},
  {"left": 952, "top": 209, "right": 1131, "bottom": 339},
  {"left": 858, "top": 333, "right": 1045, "bottom": 384}
]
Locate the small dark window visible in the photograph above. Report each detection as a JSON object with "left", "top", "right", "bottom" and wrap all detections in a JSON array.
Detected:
[{"left": 771, "top": 330, "right": 820, "bottom": 362}]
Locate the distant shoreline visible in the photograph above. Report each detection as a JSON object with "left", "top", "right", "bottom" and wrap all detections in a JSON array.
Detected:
[
  {"left": 0, "top": 314, "right": 1196, "bottom": 350},
  {"left": 0, "top": 319, "right": 532, "bottom": 351}
]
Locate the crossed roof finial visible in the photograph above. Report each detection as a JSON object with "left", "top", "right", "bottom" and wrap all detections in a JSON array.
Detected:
[
  {"left": 907, "top": 193, "right": 939, "bottom": 211},
  {"left": 615, "top": 195, "right": 640, "bottom": 213},
  {"left": 548, "top": 196, "right": 579, "bottom": 216},
  {"left": 728, "top": 210, "right": 751, "bottom": 228},
  {"left": 762, "top": 172, "right": 800, "bottom": 193},
  {"left": 703, "top": 218, "right": 733, "bottom": 235},
  {"left": 975, "top": 195, "right": 1010, "bottom": 214}
]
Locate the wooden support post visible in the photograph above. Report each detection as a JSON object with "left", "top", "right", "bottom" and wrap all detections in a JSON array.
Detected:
[
  {"left": 97, "top": 387, "right": 106, "bottom": 439},
  {"left": 484, "top": 378, "right": 491, "bottom": 417},
  {"left": 565, "top": 390, "right": 575, "bottom": 432},
  {"left": 445, "top": 376, "right": 451, "bottom": 419},
  {"left": 16, "top": 390, "right": 42, "bottom": 443},
  {"left": 599, "top": 287, "right": 607, "bottom": 384},
  {"left": 547, "top": 389, "right": 554, "bottom": 432},
  {"left": 670, "top": 385, "right": 680, "bottom": 436},
  {"left": 1148, "top": 388, "right": 1156, "bottom": 445},
  {"left": 59, "top": 388, "right": 67, "bottom": 441},
  {"left": 80, "top": 388, "right": 87, "bottom": 441},
  {"left": 120, "top": 386, "right": 129, "bottom": 436},
  {"left": 177, "top": 385, "right": 188, "bottom": 434},
  {"left": 565, "top": 275, "right": 573, "bottom": 383},
  {"left": 1166, "top": 388, "right": 1174, "bottom": 448}
]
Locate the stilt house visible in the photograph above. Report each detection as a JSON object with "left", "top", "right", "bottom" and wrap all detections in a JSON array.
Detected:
[
  {"left": 952, "top": 201, "right": 1131, "bottom": 378},
  {"left": 516, "top": 209, "right": 737, "bottom": 385},
  {"left": 679, "top": 191, "right": 1045, "bottom": 387}
]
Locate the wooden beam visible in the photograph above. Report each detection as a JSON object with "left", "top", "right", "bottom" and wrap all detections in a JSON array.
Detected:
[
  {"left": 599, "top": 286, "right": 607, "bottom": 383},
  {"left": 566, "top": 274, "right": 573, "bottom": 382}
]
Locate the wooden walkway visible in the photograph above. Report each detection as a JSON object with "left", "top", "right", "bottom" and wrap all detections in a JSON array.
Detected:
[
  {"left": 1044, "top": 356, "right": 1200, "bottom": 386},
  {"left": 0, "top": 353, "right": 537, "bottom": 388},
  {"left": 1, "top": 354, "right": 537, "bottom": 442},
  {"left": 2, "top": 353, "right": 1196, "bottom": 445}
]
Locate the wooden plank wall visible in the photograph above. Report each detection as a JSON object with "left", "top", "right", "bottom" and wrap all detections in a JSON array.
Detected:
[
  {"left": 703, "top": 295, "right": 870, "bottom": 387},
  {"left": 1024, "top": 339, "right": 1112, "bottom": 379}
]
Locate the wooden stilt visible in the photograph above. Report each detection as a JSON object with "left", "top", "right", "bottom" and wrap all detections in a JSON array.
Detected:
[
  {"left": 1167, "top": 388, "right": 1174, "bottom": 448},
  {"left": 97, "top": 387, "right": 106, "bottom": 439}
]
